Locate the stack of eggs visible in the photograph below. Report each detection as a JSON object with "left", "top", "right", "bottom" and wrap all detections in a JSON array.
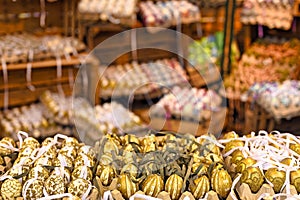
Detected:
[{"left": 0, "top": 133, "right": 98, "bottom": 199}]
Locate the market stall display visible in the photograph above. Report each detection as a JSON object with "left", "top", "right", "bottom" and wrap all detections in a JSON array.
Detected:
[
  {"left": 78, "top": 0, "right": 137, "bottom": 21},
  {"left": 241, "top": 0, "right": 294, "bottom": 30},
  {"left": 248, "top": 80, "right": 300, "bottom": 121},
  {"left": 220, "top": 130, "right": 300, "bottom": 199},
  {"left": 149, "top": 86, "right": 225, "bottom": 135},
  {"left": 100, "top": 59, "right": 188, "bottom": 98},
  {"left": 0, "top": 92, "right": 146, "bottom": 139},
  {"left": 0, "top": 34, "right": 85, "bottom": 64},
  {"left": 74, "top": 101, "right": 147, "bottom": 140},
  {"left": 151, "top": 86, "right": 222, "bottom": 121},
  {"left": 0, "top": 132, "right": 99, "bottom": 199},
  {"left": 2, "top": 130, "right": 300, "bottom": 199},
  {"left": 225, "top": 37, "right": 300, "bottom": 93},
  {"left": 139, "top": 0, "right": 200, "bottom": 27}
]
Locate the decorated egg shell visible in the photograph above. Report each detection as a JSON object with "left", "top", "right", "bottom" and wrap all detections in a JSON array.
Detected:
[
  {"left": 122, "top": 134, "right": 140, "bottom": 145},
  {"left": 99, "top": 154, "right": 113, "bottom": 166},
  {"left": 51, "top": 167, "right": 71, "bottom": 185},
  {"left": 142, "top": 174, "right": 164, "bottom": 197},
  {"left": 0, "top": 141, "right": 14, "bottom": 156},
  {"left": 27, "top": 165, "right": 50, "bottom": 181},
  {"left": 120, "top": 163, "right": 139, "bottom": 178},
  {"left": 189, "top": 175, "right": 210, "bottom": 199},
  {"left": 53, "top": 154, "right": 73, "bottom": 168},
  {"left": 96, "top": 165, "right": 116, "bottom": 186},
  {"left": 72, "top": 166, "right": 93, "bottom": 181},
  {"left": 59, "top": 146, "right": 77, "bottom": 161},
  {"left": 291, "top": 169, "right": 300, "bottom": 193},
  {"left": 236, "top": 157, "right": 256, "bottom": 173},
  {"left": 165, "top": 174, "right": 183, "bottom": 200},
  {"left": 18, "top": 146, "right": 36, "bottom": 157},
  {"left": 290, "top": 143, "right": 300, "bottom": 155},
  {"left": 74, "top": 154, "right": 95, "bottom": 168},
  {"left": 222, "top": 131, "right": 239, "bottom": 139},
  {"left": 1, "top": 178, "right": 22, "bottom": 199},
  {"left": 241, "top": 167, "right": 264, "bottom": 193},
  {"left": 211, "top": 167, "right": 232, "bottom": 198},
  {"left": 77, "top": 145, "right": 96, "bottom": 159},
  {"left": 117, "top": 174, "right": 138, "bottom": 199},
  {"left": 265, "top": 168, "right": 285, "bottom": 193},
  {"left": 192, "top": 163, "right": 208, "bottom": 176},
  {"left": 231, "top": 150, "right": 245, "bottom": 164},
  {"left": 45, "top": 174, "right": 66, "bottom": 195},
  {"left": 22, "top": 137, "right": 40, "bottom": 149},
  {"left": 34, "top": 156, "right": 52, "bottom": 167},
  {"left": 22, "top": 178, "right": 44, "bottom": 199},
  {"left": 62, "top": 137, "right": 80, "bottom": 149},
  {"left": 68, "top": 178, "right": 91, "bottom": 198},
  {"left": 8, "top": 165, "right": 30, "bottom": 181},
  {"left": 224, "top": 140, "right": 244, "bottom": 153}
]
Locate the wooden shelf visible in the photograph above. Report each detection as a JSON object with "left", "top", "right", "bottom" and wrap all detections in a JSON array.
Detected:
[{"left": 0, "top": 53, "right": 87, "bottom": 71}]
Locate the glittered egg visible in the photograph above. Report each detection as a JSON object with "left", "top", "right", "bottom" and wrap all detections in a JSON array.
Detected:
[
  {"left": 117, "top": 174, "right": 138, "bottom": 199},
  {"left": 0, "top": 141, "right": 13, "bottom": 156},
  {"left": 34, "top": 156, "right": 52, "bottom": 167},
  {"left": 189, "top": 175, "right": 210, "bottom": 199},
  {"left": 99, "top": 154, "right": 113, "bottom": 165},
  {"left": 59, "top": 146, "right": 77, "bottom": 161},
  {"left": 96, "top": 165, "right": 116, "bottom": 186},
  {"left": 0, "top": 137, "right": 16, "bottom": 156},
  {"left": 27, "top": 165, "right": 49, "bottom": 181},
  {"left": 291, "top": 169, "right": 300, "bottom": 193},
  {"left": 77, "top": 145, "right": 96, "bottom": 159},
  {"left": 14, "top": 156, "right": 33, "bottom": 166},
  {"left": 281, "top": 158, "right": 295, "bottom": 166},
  {"left": 192, "top": 163, "right": 208, "bottom": 176},
  {"left": 72, "top": 166, "right": 93, "bottom": 181},
  {"left": 41, "top": 137, "right": 55, "bottom": 146},
  {"left": 204, "top": 153, "right": 224, "bottom": 165},
  {"left": 51, "top": 167, "right": 71, "bottom": 185},
  {"left": 18, "top": 146, "right": 35, "bottom": 157},
  {"left": 122, "top": 134, "right": 140, "bottom": 145},
  {"left": 265, "top": 168, "right": 285, "bottom": 193},
  {"left": 8, "top": 165, "right": 30, "bottom": 180},
  {"left": 222, "top": 131, "right": 239, "bottom": 139},
  {"left": 241, "top": 167, "right": 264, "bottom": 193},
  {"left": 103, "top": 139, "right": 119, "bottom": 155},
  {"left": 142, "top": 174, "right": 164, "bottom": 197},
  {"left": 290, "top": 144, "right": 300, "bottom": 155},
  {"left": 22, "top": 179, "right": 44, "bottom": 199},
  {"left": 143, "top": 143, "right": 156, "bottom": 153},
  {"left": 224, "top": 140, "right": 244, "bottom": 153},
  {"left": 53, "top": 154, "right": 73, "bottom": 168},
  {"left": 62, "top": 137, "right": 79, "bottom": 149},
  {"left": 165, "top": 174, "right": 183, "bottom": 200},
  {"left": 22, "top": 137, "right": 40, "bottom": 149},
  {"left": 211, "top": 168, "right": 232, "bottom": 198},
  {"left": 74, "top": 154, "right": 95, "bottom": 168},
  {"left": 45, "top": 174, "right": 66, "bottom": 195},
  {"left": 1, "top": 178, "right": 22, "bottom": 199},
  {"left": 231, "top": 150, "right": 245, "bottom": 164},
  {"left": 124, "top": 143, "right": 141, "bottom": 153},
  {"left": 236, "top": 157, "right": 256, "bottom": 173},
  {"left": 68, "top": 178, "right": 91, "bottom": 198},
  {"left": 1, "top": 137, "right": 16, "bottom": 147}
]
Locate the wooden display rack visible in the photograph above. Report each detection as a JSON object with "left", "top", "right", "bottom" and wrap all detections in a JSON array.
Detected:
[
  {"left": 226, "top": 89, "right": 275, "bottom": 134},
  {"left": 0, "top": 54, "right": 86, "bottom": 108},
  {"left": 186, "top": 65, "right": 221, "bottom": 88}
]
